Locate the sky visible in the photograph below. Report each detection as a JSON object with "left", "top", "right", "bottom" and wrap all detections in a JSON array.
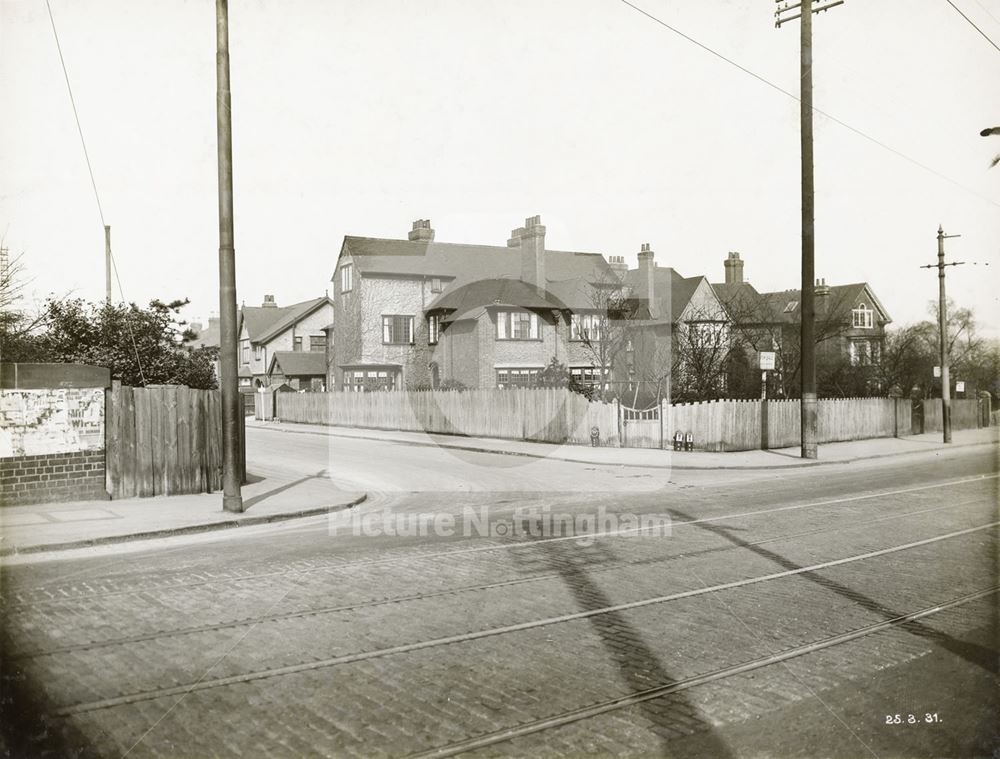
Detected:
[{"left": 2, "top": 0, "right": 999, "bottom": 336}]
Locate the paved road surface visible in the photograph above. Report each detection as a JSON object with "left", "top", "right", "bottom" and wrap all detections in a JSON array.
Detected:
[{"left": 1, "top": 430, "right": 997, "bottom": 758}]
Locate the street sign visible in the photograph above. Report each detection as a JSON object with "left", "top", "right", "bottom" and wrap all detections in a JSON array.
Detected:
[
  {"left": 956, "top": 381, "right": 965, "bottom": 393},
  {"left": 933, "top": 366, "right": 941, "bottom": 378},
  {"left": 759, "top": 351, "right": 776, "bottom": 371}
]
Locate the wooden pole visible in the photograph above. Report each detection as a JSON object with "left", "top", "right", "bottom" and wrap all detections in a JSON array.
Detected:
[
  {"left": 799, "top": 0, "right": 818, "bottom": 459},
  {"left": 216, "top": 0, "right": 243, "bottom": 512},
  {"left": 104, "top": 225, "right": 112, "bottom": 304},
  {"left": 937, "top": 225, "right": 952, "bottom": 444}
]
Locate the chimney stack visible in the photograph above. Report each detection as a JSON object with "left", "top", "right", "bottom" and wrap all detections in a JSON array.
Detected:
[
  {"left": 814, "top": 278, "right": 830, "bottom": 297},
  {"left": 514, "top": 215, "right": 546, "bottom": 291},
  {"left": 262, "top": 294, "right": 277, "bottom": 308},
  {"left": 724, "top": 251, "right": 744, "bottom": 284},
  {"left": 637, "top": 243, "right": 658, "bottom": 318},
  {"left": 408, "top": 219, "right": 435, "bottom": 242},
  {"left": 607, "top": 255, "right": 629, "bottom": 280}
]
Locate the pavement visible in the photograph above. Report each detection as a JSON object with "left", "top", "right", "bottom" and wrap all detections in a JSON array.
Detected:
[
  {"left": 1, "top": 419, "right": 994, "bottom": 557},
  {"left": 0, "top": 467, "right": 365, "bottom": 557},
  {"left": 247, "top": 417, "right": 999, "bottom": 470}
]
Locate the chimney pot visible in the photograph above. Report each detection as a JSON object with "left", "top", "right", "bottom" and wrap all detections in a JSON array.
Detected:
[
  {"left": 408, "top": 219, "right": 435, "bottom": 242},
  {"left": 724, "top": 251, "right": 745, "bottom": 284},
  {"left": 262, "top": 294, "right": 277, "bottom": 308}
]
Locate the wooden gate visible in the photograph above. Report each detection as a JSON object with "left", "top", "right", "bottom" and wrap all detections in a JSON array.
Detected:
[{"left": 621, "top": 404, "right": 662, "bottom": 449}]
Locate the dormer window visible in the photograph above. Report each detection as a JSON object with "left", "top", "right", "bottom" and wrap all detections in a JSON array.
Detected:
[{"left": 852, "top": 304, "right": 874, "bottom": 329}]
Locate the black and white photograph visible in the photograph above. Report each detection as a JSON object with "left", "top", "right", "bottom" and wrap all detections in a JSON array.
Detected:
[{"left": 1, "top": 1, "right": 998, "bottom": 757}]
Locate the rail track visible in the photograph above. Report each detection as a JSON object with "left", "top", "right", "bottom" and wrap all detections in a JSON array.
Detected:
[
  {"left": 40, "top": 519, "right": 998, "bottom": 717},
  {"left": 4, "top": 473, "right": 994, "bottom": 612},
  {"left": 8, "top": 495, "right": 989, "bottom": 661}
]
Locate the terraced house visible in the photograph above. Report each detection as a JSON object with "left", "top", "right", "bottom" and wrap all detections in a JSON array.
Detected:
[{"left": 328, "top": 217, "right": 725, "bottom": 396}]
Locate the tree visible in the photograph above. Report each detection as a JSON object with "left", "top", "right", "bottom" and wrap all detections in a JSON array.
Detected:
[{"left": 19, "top": 297, "right": 217, "bottom": 389}]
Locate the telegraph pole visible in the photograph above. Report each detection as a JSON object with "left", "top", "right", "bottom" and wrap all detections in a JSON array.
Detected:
[
  {"left": 921, "top": 226, "right": 963, "bottom": 444},
  {"left": 216, "top": 0, "right": 243, "bottom": 512},
  {"left": 104, "top": 225, "right": 112, "bottom": 304},
  {"left": 776, "top": 0, "right": 843, "bottom": 459}
]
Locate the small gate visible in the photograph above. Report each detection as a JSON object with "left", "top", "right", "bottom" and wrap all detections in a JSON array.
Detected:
[{"left": 621, "top": 404, "right": 662, "bottom": 449}]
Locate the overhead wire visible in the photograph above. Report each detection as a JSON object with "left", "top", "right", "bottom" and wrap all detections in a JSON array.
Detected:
[
  {"left": 44, "top": 0, "right": 147, "bottom": 385},
  {"left": 945, "top": 0, "right": 1000, "bottom": 53},
  {"left": 617, "top": 0, "right": 1000, "bottom": 209}
]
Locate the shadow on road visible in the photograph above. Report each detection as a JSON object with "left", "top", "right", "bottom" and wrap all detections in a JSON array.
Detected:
[
  {"left": 519, "top": 536, "right": 736, "bottom": 757},
  {"left": 242, "top": 469, "right": 330, "bottom": 509},
  {"left": 668, "top": 507, "right": 999, "bottom": 676}
]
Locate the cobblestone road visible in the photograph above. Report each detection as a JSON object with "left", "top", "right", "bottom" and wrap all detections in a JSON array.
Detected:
[{"left": 2, "top": 443, "right": 998, "bottom": 758}]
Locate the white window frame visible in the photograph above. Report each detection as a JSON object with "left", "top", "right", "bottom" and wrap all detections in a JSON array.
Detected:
[
  {"left": 496, "top": 311, "right": 539, "bottom": 341},
  {"left": 341, "top": 264, "right": 353, "bottom": 293},
  {"left": 570, "top": 313, "right": 602, "bottom": 341},
  {"left": 430, "top": 277, "right": 442, "bottom": 293},
  {"left": 382, "top": 314, "right": 415, "bottom": 345},
  {"left": 852, "top": 304, "right": 874, "bottom": 329},
  {"left": 428, "top": 315, "right": 440, "bottom": 345}
]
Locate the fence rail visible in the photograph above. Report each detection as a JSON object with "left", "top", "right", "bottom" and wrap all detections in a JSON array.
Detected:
[
  {"left": 266, "top": 388, "right": 622, "bottom": 447},
  {"left": 261, "top": 389, "right": 987, "bottom": 453},
  {"left": 106, "top": 383, "right": 241, "bottom": 499}
]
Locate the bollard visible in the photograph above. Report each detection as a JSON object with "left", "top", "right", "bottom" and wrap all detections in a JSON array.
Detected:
[
  {"left": 685, "top": 432, "right": 694, "bottom": 451},
  {"left": 590, "top": 426, "right": 600, "bottom": 448}
]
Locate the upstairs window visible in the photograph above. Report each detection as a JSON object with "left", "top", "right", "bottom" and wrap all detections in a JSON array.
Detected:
[
  {"left": 496, "top": 311, "right": 539, "bottom": 340},
  {"left": 852, "top": 304, "right": 874, "bottom": 329},
  {"left": 241, "top": 341, "right": 250, "bottom": 365},
  {"left": 383, "top": 315, "right": 415, "bottom": 345},
  {"left": 309, "top": 335, "right": 326, "bottom": 351},
  {"left": 570, "top": 314, "right": 602, "bottom": 341},
  {"left": 428, "top": 315, "right": 440, "bottom": 345},
  {"left": 293, "top": 337, "right": 303, "bottom": 352},
  {"left": 341, "top": 264, "right": 353, "bottom": 293},
  {"left": 430, "top": 277, "right": 442, "bottom": 293}
]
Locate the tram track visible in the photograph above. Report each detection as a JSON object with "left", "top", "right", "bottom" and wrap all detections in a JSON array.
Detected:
[
  {"left": 404, "top": 585, "right": 1000, "bottom": 758},
  {"left": 46, "top": 520, "right": 998, "bottom": 717},
  {"left": 8, "top": 495, "right": 989, "bottom": 661},
  {"left": 4, "top": 473, "right": 994, "bottom": 611}
]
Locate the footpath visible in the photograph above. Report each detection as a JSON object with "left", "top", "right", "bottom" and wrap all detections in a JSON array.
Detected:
[
  {"left": 0, "top": 469, "right": 365, "bottom": 558},
  {"left": 247, "top": 418, "right": 999, "bottom": 471},
  {"left": 2, "top": 421, "right": 994, "bottom": 558}
]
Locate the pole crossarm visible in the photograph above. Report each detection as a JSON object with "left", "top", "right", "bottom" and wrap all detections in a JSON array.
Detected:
[{"left": 775, "top": 0, "right": 844, "bottom": 27}]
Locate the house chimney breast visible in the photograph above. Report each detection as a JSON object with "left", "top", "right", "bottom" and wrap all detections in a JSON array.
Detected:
[
  {"left": 408, "top": 219, "right": 435, "bottom": 242},
  {"left": 724, "top": 251, "right": 744, "bottom": 284},
  {"left": 637, "top": 243, "right": 658, "bottom": 318},
  {"left": 262, "top": 294, "right": 277, "bottom": 308},
  {"left": 814, "top": 277, "right": 830, "bottom": 297},
  {"left": 516, "top": 215, "right": 546, "bottom": 290},
  {"left": 607, "top": 254, "right": 629, "bottom": 280}
]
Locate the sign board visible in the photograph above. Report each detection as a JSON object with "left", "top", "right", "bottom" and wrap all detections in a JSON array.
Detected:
[
  {"left": 933, "top": 366, "right": 941, "bottom": 378},
  {"left": 956, "top": 381, "right": 965, "bottom": 393},
  {"left": 759, "top": 352, "right": 776, "bottom": 371}
]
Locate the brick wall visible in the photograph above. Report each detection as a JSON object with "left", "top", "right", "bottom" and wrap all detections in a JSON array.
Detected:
[{"left": 1, "top": 450, "right": 108, "bottom": 506}]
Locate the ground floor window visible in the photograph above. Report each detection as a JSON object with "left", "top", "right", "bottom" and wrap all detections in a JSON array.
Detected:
[
  {"left": 343, "top": 369, "right": 397, "bottom": 392},
  {"left": 496, "top": 368, "right": 540, "bottom": 388},
  {"left": 570, "top": 367, "right": 601, "bottom": 386}
]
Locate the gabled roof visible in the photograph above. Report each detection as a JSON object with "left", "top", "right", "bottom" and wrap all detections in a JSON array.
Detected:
[
  {"left": 338, "top": 237, "right": 614, "bottom": 310},
  {"left": 240, "top": 297, "right": 331, "bottom": 344},
  {"left": 712, "top": 281, "right": 891, "bottom": 326},
  {"left": 267, "top": 351, "right": 327, "bottom": 378},
  {"left": 623, "top": 267, "right": 709, "bottom": 322}
]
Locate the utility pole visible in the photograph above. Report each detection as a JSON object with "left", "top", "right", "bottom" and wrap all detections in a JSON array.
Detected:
[
  {"left": 216, "top": 0, "right": 243, "bottom": 513},
  {"left": 776, "top": 0, "right": 843, "bottom": 459},
  {"left": 920, "top": 226, "right": 963, "bottom": 444},
  {"left": 104, "top": 225, "right": 112, "bottom": 304}
]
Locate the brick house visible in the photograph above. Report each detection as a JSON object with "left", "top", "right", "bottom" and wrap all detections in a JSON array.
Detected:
[
  {"left": 712, "top": 252, "right": 892, "bottom": 394},
  {"left": 237, "top": 295, "right": 334, "bottom": 396},
  {"left": 328, "top": 217, "right": 722, "bottom": 397}
]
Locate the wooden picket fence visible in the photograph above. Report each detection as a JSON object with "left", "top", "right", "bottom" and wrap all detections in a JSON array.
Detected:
[
  {"left": 105, "top": 383, "right": 244, "bottom": 499},
  {"left": 920, "top": 398, "right": 980, "bottom": 433},
  {"left": 268, "top": 388, "right": 622, "bottom": 447},
  {"left": 669, "top": 397, "right": 911, "bottom": 452}
]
